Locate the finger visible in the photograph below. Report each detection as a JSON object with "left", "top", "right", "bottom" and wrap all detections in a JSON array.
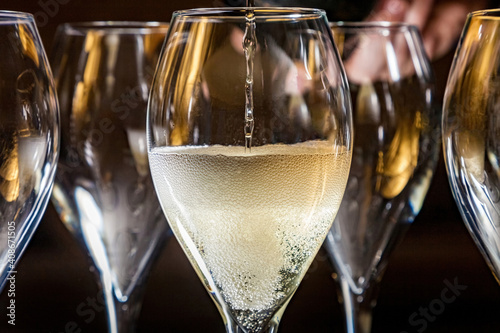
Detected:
[
  {"left": 405, "top": 0, "right": 435, "bottom": 30},
  {"left": 368, "top": 0, "right": 410, "bottom": 22},
  {"left": 421, "top": 1, "right": 485, "bottom": 59}
]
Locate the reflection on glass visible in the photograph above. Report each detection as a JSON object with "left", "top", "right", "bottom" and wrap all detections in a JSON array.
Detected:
[
  {"left": 443, "top": 9, "right": 500, "bottom": 285},
  {"left": 0, "top": 10, "right": 59, "bottom": 292},
  {"left": 324, "top": 22, "right": 439, "bottom": 333},
  {"left": 50, "top": 21, "right": 170, "bottom": 333}
]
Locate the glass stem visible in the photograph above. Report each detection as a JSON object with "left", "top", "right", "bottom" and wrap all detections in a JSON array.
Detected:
[
  {"left": 100, "top": 270, "right": 148, "bottom": 333},
  {"left": 224, "top": 306, "right": 285, "bottom": 333},
  {"left": 226, "top": 321, "right": 280, "bottom": 333},
  {"left": 338, "top": 275, "right": 379, "bottom": 333}
]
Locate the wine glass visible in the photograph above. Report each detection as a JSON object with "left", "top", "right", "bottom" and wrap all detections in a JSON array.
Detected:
[
  {"left": 147, "top": 7, "right": 352, "bottom": 333},
  {"left": 324, "top": 22, "right": 440, "bottom": 333},
  {"left": 49, "top": 21, "right": 170, "bottom": 332},
  {"left": 443, "top": 9, "right": 500, "bottom": 284},
  {"left": 0, "top": 11, "right": 59, "bottom": 292}
]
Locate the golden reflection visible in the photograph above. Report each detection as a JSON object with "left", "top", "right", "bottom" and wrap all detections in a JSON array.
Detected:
[
  {"left": 19, "top": 25, "right": 39, "bottom": 67},
  {"left": 168, "top": 21, "right": 214, "bottom": 146},
  {"left": 453, "top": 17, "right": 500, "bottom": 181},
  {"left": 333, "top": 31, "right": 345, "bottom": 57},
  {"left": 144, "top": 32, "right": 167, "bottom": 59},
  {"left": 377, "top": 111, "right": 419, "bottom": 199},
  {"left": 356, "top": 82, "right": 421, "bottom": 199},
  {"left": 72, "top": 31, "right": 103, "bottom": 136},
  {"left": 0, "top": 139, "right": 20, "bottom": 202}
]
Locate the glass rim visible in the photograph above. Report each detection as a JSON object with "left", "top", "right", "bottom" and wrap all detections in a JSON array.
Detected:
[
  {"left": 172, "top": 7, "right": 326, "bottom": 20},
  {"left": 330, "top": 21, "right": 418, "bottom": 32},
  {"left": 59, "top": 21, "right": 170, "bottom": 35},
  {"left": 468, "top": 8, "right": 500, "bottom": 19},
  {"left": 0, "top": 10, "right": 35, "bottom": 25}
]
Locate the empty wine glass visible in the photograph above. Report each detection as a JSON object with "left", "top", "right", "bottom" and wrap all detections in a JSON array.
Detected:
[
  {"left": 0, "top": 10, "right": 59, "bottom": 292},
  {"left": 147, "top": 7, "right": 352, "bottom": 333},
  {"left": 49, "top": 21, "right": 169, "bottom": 332},
  {"left": 443, "top": 9, "right": 500, "bottom": 284},
  {"left": 324, "top": 22, "right": 440, "bottom": 333}
]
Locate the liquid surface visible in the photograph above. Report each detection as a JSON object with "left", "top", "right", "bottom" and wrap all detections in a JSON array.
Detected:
[{"left": 150, "top": 142, "right": 351, "bottom": 331}]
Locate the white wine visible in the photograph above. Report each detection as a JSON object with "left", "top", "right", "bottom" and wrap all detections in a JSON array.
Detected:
[{"left": 149, "top": 141, "right": 351, "bottom": 331}]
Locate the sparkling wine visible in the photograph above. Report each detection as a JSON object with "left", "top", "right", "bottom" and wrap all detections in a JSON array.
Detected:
[{"left": 150, "top": 141, "right": 351, "bottom": 331}]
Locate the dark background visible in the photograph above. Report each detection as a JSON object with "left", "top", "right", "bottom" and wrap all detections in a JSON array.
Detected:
[{"left": 2, "top": 0, "right": 500, "bottom": 332}]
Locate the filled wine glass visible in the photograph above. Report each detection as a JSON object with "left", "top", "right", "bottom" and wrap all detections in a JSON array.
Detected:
[
  {"left": 50, "top": 21, "right": 170, "bottom": 332},
  {"left": 443, "top": 9, "right": 500, "bottom": 284},
  {"left": 147, "top": 7, "right": 352, "bottom": 333},
  {"left": 324, "top": 22, "right": 439, "bottom": 333},
  {"left": 0, "top": 10, "right": 59, "bottom": 292}
]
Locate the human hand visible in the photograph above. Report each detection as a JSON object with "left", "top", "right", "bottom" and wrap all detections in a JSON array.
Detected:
[{"left": 368, "top": 0, "right": 490, "bottom": 60}]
